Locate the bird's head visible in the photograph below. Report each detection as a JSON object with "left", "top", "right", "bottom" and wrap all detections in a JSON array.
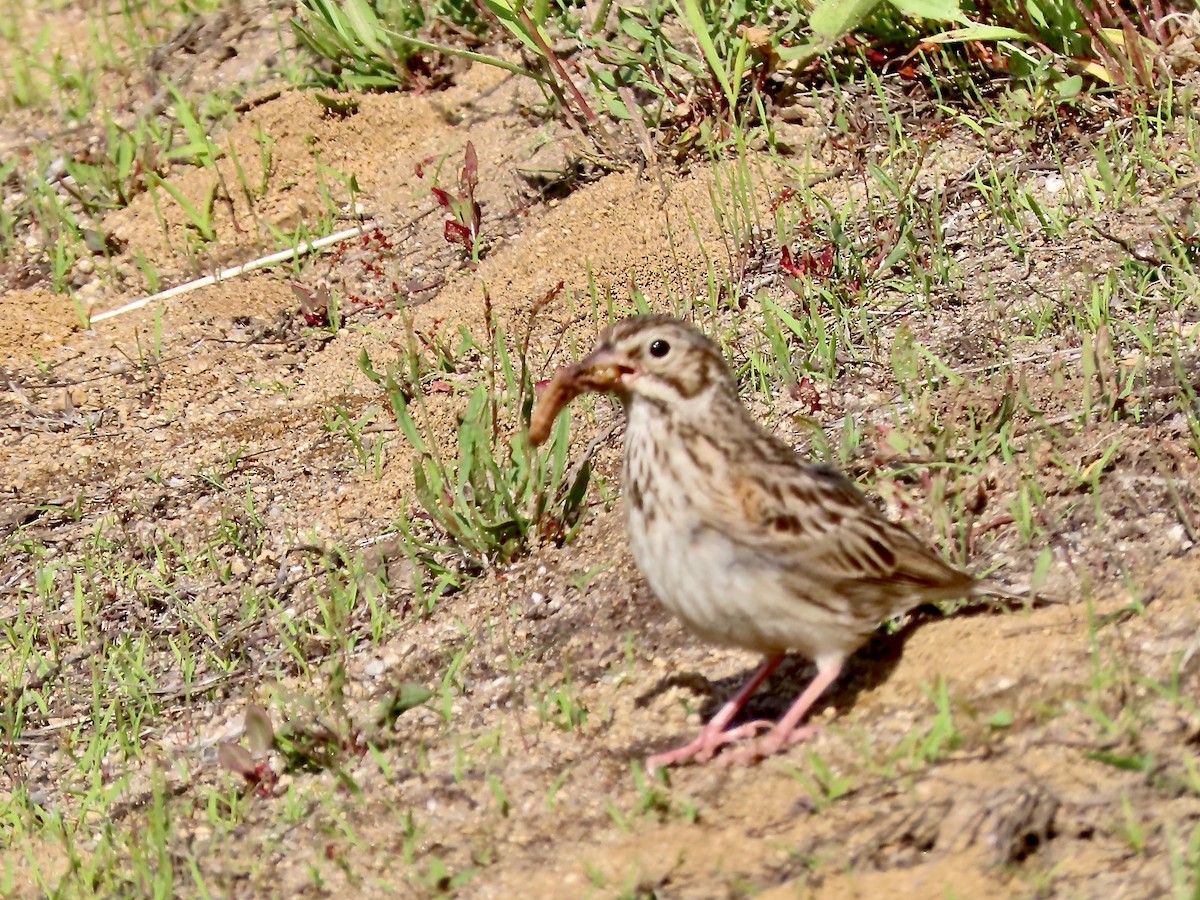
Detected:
[
  {"left": 527, "top": 315, "right": 738, "bottom": 446},
  {"left": 569, "top": 315, "right": 735, "bottom": 407}
]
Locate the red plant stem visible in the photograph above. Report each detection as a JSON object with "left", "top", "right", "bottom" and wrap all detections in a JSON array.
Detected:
[
  {"left": 1125, "top": 0, "right": 1157, "bottom": 42},
  {"left": 1104, "top": 0, "right": 1156, "bottom": 89},
  {"left": 1150, "top": 0, "right": 1169, "bottom": 44},
  {"left": 516, "top": 9, "right": 619, "bottom": 156},
  {"left": 518, "top": 9, "right": 599, "bottom": 126},
  {"left": 1072, "top": 0, "right": 1128, "bottom": 87},
  {"left": 618, "top": 85, "right": 655, "bottom": 166}
]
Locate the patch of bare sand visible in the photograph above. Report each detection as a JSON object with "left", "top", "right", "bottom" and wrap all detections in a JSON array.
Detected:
[
  {"left": 792, "top": 855, "right": 1015, "bottom": 900},
  {"left": 101, "top": 63, "right": 542, "bottom": 284},
  {"left": 78, "top": 63, "right": 770, "bottom": 376},
  {"left": 3, "top": 41, "right": 779, "bottom": 531},
  {"left": 5, "top": 40, "right": 1200, "bottom": 898},
  {"left": 422, "top": 544, "right": 1195, "bottom": 900},
  {"left": 0, "top": 288, "right": 78, "bottom": 366},
  {"left": 1, "top": 838, "right": 72, "bottom": 897}
]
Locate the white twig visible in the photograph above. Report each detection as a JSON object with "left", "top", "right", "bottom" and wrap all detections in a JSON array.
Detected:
[{"left": 89, "top": 223, "right": 375, "bottom": 324}]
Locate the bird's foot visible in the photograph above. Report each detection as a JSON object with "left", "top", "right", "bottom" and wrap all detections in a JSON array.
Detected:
[
  {"left": 715, "top": 723, "right": 820, "bottom": 767},
  {"left": 646, "top": 719, "right": 773, "bottom": 773}
]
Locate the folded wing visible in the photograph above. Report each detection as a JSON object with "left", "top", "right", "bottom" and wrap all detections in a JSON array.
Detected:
[{"left": 718, "top": 463, "right": 977, "bottom": 620}]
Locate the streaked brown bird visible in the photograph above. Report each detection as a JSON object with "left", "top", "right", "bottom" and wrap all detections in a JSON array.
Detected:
[{"left": 531, "top": 315, "right": 1010, "bottom": 770}]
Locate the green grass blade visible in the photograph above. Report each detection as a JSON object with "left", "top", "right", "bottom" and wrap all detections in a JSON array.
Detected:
[{"left": 674, "top": 0, "right": 734, "bottom": 109}]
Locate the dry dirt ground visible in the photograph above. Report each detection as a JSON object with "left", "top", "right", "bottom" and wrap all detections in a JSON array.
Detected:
[{"left": 3, "top": 5, "right": 1200, "bottom": 899}]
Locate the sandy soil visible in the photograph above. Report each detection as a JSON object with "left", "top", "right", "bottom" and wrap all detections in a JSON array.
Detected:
[{"left": 3, "top": 6, "right": 1200, "bottom": 898}]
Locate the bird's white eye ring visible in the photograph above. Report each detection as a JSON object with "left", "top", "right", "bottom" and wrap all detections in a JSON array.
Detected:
[{"left": 649, "top": 339, "right": 670, "bottom": 358}]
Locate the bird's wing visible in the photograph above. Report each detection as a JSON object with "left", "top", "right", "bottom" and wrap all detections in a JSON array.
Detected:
[{"left": 716, "top": 463, "right": 976, "bottom": 614}]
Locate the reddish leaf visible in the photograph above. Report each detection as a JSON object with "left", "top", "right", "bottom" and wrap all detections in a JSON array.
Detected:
[
  {"left": 444, "top": 220, "right": 471, "bottom": 247},
  {"left": 218, "top": 741, "right": 258, "bottom": 780},
  {"left": 293, "top": 281, "right": 331, "bottom": 326},
  {"left": 770, "top": 187, "right": 796, "bottom": 213},
  {"left": 414, "top": 155, "right": 436, "bottom": 179},
  {"left": 815, "top": 245, "right": 835, "bottom": 278},
  {"left": 790, "top": 376, "right": 822, "bottom": 413},
  {"left": 244, "top": 704, "right": 275, "bottom": 753},
  {"left": 780, "top": 245, "right": 804, "bottom": 278},
  {"left": 430, "top": 186, "right": 453, "bottom": 209},
  {"left": 462, "top": 141, "right": 478, "bottom": 190}
]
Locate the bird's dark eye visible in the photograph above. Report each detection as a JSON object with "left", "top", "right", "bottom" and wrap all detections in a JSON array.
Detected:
[{"left": 649, "top": 339, "right": 670, "bottom": 358}]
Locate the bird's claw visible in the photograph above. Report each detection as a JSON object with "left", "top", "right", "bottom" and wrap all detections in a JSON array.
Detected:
[
  {"left": 646, "top": 719, "right": 775, "bottom": 773},
  {"left": 713, "top": 724, "right": 821, "bottom": 768}
]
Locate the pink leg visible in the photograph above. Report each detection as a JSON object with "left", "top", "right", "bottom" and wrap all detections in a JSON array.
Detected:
[
  {"left": 720, "top": 659, "right": 844, "bottom": 766},
  {"left": 647, "top": 655, "right": 784, "bottom": 773}
]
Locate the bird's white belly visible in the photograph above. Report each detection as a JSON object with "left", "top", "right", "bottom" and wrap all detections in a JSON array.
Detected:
[
  {"left": 620, "top": 401, "right": 861, "bottom": 660},
  {"left": 626, "top": 505, "right": 855, "bottom": 658}
]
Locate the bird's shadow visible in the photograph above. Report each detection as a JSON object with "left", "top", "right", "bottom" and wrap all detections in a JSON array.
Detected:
[{"left": 631, "top": 596, "right": 1049, "bottom": 751}]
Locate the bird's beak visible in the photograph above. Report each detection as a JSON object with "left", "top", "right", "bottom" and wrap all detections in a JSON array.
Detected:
[
  {"left": 567, "top": 347, "right": 635, "bottom": 392},
  {"left": 528, "top": 346, "right": 635, "bottom": 446}
]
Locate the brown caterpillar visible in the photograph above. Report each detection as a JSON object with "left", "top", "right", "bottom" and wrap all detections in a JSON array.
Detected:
[{"left": 528, "top": 364, "right": 584, "bottom": 446}]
